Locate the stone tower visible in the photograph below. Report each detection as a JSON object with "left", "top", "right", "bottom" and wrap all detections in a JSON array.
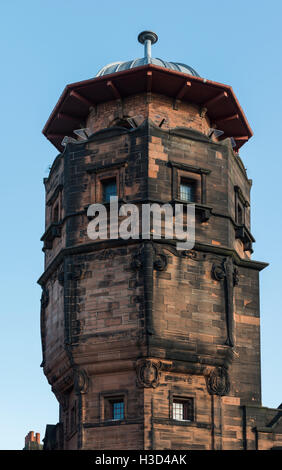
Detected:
[{"left": 39, "top": 32, "right": 282, "bottom": 450}]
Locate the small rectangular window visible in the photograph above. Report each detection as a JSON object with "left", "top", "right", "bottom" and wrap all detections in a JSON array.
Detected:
[
  {"left": 112, "top": 400, "right": 124, "bottom": 420},
  {"left": 104, "top": 396, "right": 125, "bottom": 421},
  {"left": 102, "top": 178, "right": 117, "bottom": 203},
  {"left": 173, "top": 398, "right": 194, "bottom": 421},
  {"left": 180, "top": 180, "right": 196, "bottom": 203}
]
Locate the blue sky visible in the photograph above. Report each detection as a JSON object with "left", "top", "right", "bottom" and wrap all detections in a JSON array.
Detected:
[{"left": 0, "top": 0, "right": 281, "bottom": 450}]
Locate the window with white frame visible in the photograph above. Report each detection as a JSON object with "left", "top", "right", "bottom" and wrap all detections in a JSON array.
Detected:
[{"left": 173, "top": 397, "right": 194, "bottom": 421}]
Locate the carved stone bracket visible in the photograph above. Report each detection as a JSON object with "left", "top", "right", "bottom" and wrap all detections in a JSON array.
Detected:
[
  {"left": 178, "top": 249, "right": 198, "bottom": 260},
  {"left": 205, "top": 366, "right": 230, "bottom": 396},
  {"left": 131, "top": 242, "right": 168, "bottom": 272},
  {"left": 211, "top": 262, "right": 226, "bottom": 282},
  {"left": 41, "top": 223, "right": 62, "bottom": 251},
  {"left": 136, "top": 358, "right": 163, "bottom": 388},
  {"left": 156, "top": 244, "right": 203, "bottom": 262},
  {"left": 197, "top": 205, "right": 212, "bottom": 223},
  {"left": 153, "top": 252, "right": 168, "bottom": 271},
  {"left": 211, "top": 257, "right": 239, "bottom": 347},
  {"left": 233, "top": 267, "right": 239, "bottom": 287},
  {"left": 235, "top": 226, "right": 254, "bottom": 253}
]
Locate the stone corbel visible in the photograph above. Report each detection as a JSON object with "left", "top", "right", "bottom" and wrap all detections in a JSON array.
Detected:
[
  {"left": 158, "top": 244, "right": 200, "bottom": 261},
  {"left": 235, "top": 225, "right": 254, "bottom": 253},
  {"left": 41, "top": 223, "right": 62, "bottom": 251},
  {"left": 196, "top": 204, "right": 212, "bottom": 222}
]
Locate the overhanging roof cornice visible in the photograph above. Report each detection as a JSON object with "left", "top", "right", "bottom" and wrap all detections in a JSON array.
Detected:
[{"left": 43, "top": 64, "right": 253, "bottom": 152}]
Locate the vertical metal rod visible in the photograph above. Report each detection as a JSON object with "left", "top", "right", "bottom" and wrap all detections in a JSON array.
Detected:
[
  {"left": 144, "top": 39, "right": 151, "bottom": 59},
  {"left": 138, "top": 31, "right": 158, "bottom": 61}
]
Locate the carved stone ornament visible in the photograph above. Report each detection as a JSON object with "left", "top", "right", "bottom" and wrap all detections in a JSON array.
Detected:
[
  {"left": 180, "top": 249, "right": 198, "bottom": 260},
  {"left": 233, "top": 267, "right": 239, "bottom": 286},
  {"left": 131, "top": 243, "right": 168, "bottom": 272},
  {"left": 153, "top": 252, "right": 168, "bottom": 271},
  {"left": 74, "top": 368, "right": 89, "bottom": 395},
  {"left": 136, "top": 359, "right": 162, "bottom": 388},
  {"left": 156, "top": 244, "right": 200, "bottom": 261},
  {"left": 40, "top": 287, "right": 49, "bottom": 308},
  {"left": 206, "top": 366, "right": 230, "bottom": 396},
  {"left": 211, "top": 262, "right": 226, "bottom": 281},
  {"left": 211, "top": 258, "right": 239, "bottom": 287}
]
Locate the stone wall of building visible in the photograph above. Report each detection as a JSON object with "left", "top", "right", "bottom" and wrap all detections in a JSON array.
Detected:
[{"left": 40, "top": 92, "right": 282, "bottom": 450}]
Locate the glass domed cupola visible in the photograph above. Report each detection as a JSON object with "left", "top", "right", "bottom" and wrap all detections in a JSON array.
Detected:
[{"left": 96, "top": 31, "right": 200, "bottom": 77}]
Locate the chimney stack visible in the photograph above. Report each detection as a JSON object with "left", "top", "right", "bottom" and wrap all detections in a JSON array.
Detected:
[{"left": 23, "top": 431, "right": 42, "bottom": 450}]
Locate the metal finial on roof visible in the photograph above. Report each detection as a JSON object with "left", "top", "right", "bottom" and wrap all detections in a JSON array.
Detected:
[
  {"left": 138, "top": 31, "right": 158, "bottom": 60},
  {"left": 96, "top": 30, "right": 200, "bottom": 78}
]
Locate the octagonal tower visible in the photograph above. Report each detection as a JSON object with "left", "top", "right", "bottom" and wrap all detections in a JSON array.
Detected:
[{"left": 39, "top": 32, "right": 282, "bottom": 450}]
